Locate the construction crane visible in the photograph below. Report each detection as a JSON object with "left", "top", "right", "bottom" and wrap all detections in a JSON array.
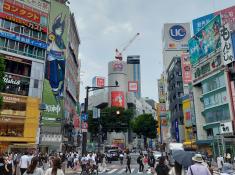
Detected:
[{"left": 115, "top": 33, "right": 140, "bottom": 61}]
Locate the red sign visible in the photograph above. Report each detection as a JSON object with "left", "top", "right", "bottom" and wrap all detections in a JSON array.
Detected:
[
  {"left": 81, "top": 122, "right": 88, "bottom": 129},
  {"left": 181, "top": 53, "right": 192, "bottom": 84},
  {"left": 97, "top": 77, "right": 105, "bottom": 87},
  {"left": 111, "top": 91, "right": 125, "bottom": 108},
  {"left": 0, "top": 12, "right": 47, "bottom": 33},
  {"left": 3, "top": 1, "right": 41, "bottom": 23},
  {"left": 128, "top": 81, "right": 138, "bottom": 92},
  {"left": 73, "top": 115, "right": 80, "bottom": 128},
  {"left": 215, "top": 6, "right": 235, "bottom": 31}
]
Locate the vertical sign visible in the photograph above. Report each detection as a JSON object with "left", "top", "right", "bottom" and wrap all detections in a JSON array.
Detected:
[
  {"left": 181, "top": 53, "right": 192, "bottom": 84},
  {"left": 220, "top": 23, "right": 234, "bottom": 65}
]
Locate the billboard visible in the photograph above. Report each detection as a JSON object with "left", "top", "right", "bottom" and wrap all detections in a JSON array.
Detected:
[
  {"left": 92, "top": 76, "right": 105, "bottom": 87},
  {"left": 188, "top": 15, "right": 221, "bottom": 66},
  {"left": 181, "top": 53, "right": 192, "bottom": 84},
  {"left": 128, "top": 81, "right": 138, "bottom": 92},
  {"left": 193, "top": 5, "right": 235, "bottom": 34},
  {"left": 42, "top": 0, "right": 69, "bottom": 126},
  {"left": 111, "top": 91, "right": 125, "bottom": 108},
  {"left": 163, "top": 23, "right": 191, "bottom": 50},
  {"left": 157, "top": 76, "right": 165, "bottom": 103}
]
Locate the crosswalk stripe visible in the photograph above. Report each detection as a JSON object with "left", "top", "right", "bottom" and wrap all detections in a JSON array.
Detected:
[
  {"left": 118, "top": 168, "right": 126, "bottom": 174},
  {"left": 131, "top": 168, "right": 135, "bottom": 173},
  {"left": 107, "top": 168, "right": 118, "bottom": 174}
]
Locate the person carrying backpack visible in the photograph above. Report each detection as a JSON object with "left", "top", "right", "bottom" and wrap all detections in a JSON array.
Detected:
[
  {"left": 155, "top": 156, "right": 169, "bottom": 175},
  {"left": 148, "top": 152, "right": 156, "bottom": 173},
  {"left": 137, "top": 153, "right": 144, "bottom": 173}
]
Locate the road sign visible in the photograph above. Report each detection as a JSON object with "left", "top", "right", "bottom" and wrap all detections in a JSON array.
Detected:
[
  {"left": 82, "top": 122, "right": 88, "bottom": 129},
  {"left": 81, "top": 113, "right": 88, "bottom": 121}
]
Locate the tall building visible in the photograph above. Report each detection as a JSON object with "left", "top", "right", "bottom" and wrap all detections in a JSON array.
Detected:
[
  {"left": 0, "top": 0, "right": 49, "bottom": 153},
  {"left": 127, "top": 55, "right": 141, "bottom": 98}
]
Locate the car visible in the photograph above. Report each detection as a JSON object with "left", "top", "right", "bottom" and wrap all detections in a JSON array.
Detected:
[
  {"left": 153, "top": 151, "right": 162, "bottom": 161},
  {"left": 107, "top": 149, "right": 119, "bottom": 161}
]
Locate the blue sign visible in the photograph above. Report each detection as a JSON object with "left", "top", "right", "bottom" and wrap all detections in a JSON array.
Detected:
[
  {"left": 169, "top": 25, "right": 186, "bottom": 41},
  {"left": 231, "top": 32, "right": 235, "bottom": 59},
  {"left": 81, "top": 113, "right": 88, "bottom": 121},
  {"left": 0, "top": 30, "right": 47, "bottom": 49},
  {"left": 192, "top": 13, "right": 214, "bottom": 34},
  {"left": 175, "top": 119, "right": 179, "bottom": 142}
]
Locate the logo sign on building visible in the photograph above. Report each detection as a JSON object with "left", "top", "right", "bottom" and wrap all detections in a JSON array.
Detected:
[
  {"left": 169, "top": 25, "right": 186, "bottom": 41},
  {"left": 0, "top": 12, "right": 47, "bottom": 33},
  {"left": 220, "top": 23, "right": 234, "bottom": 65},
  {"left": 92, "top": 76, "right": 105, "bottom": 87},
  {"left": 111, "top": 91, "right": 125, "bottom": 108},
  {"left": 189, "top": 15, "right": 222, "bottom": 66},
  {"left": 3, "top": 1, "right": 41, "bottom": 23},
  {"left": 128, "top": 81, "right": 138, "bottom": 92},
  {"left": 42, "top": 1, "right": 69, "bottom": 126},
  {"left": 193, "top": 5, "right": 235, "bottom": 34},
  {"left": 1, "top": 93, "right": 26, "bottom": 103},
  {"left": 112, "top": 61, "right": 124, "bottom": 72},
  {"left": 163, "top": 23, "right": 190, "bottom": 50},
  {"left": 16, "top": 0, "right": 50, "bottom": 13},
  {"left": 0, "top": 30, "right": 47, "bottom": 49},
  {"left": 220, "top": 122, "right": 233, "bottom": 134},
  {"left": 181, "top": 53, "right": 192, "bottom": 84}
]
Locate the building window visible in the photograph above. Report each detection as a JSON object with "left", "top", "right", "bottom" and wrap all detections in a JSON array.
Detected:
[
  {"left": 34, "top": 79, "right": 39, "bottom": 88},
  {"left": 3, "top": 20, "right": 11, "bottom": 30}
]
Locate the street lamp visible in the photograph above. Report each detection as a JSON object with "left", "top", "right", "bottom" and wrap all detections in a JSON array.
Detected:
[{"left": 82, "top": 82, "right": 119, "bottom": 155}]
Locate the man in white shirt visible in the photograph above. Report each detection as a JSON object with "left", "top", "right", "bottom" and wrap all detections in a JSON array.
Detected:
[
  {"left": 19, "top": 152, "right": 29, "bottom": 175},
  {"left": 187, "top": 154, "right": 211, "bottom": 175}
]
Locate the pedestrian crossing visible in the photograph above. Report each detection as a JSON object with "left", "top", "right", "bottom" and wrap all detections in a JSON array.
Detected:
[{"left": 69, "top": 168, "right": 152, "bottom": 174}]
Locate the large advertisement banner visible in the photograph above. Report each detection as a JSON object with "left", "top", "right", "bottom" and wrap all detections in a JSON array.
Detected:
[
  {"left": 111, "top": 91, "right": 125, "bottom": 108},
  {"left": 193, "top": 5, "right": 235, "bottom": 34},
  {"left": 189, "top": 15, "right": 221, "bottom": 66},
  {"left": 42, "top": 0, "right": 69, "bottom": 126},
  {"left": 181, "top": 53, "right": 192, "bottom": 84}
]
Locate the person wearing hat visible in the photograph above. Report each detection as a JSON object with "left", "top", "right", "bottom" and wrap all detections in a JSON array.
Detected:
[{"left": 187, "top": 154, "right": 211, "bottom": 175}]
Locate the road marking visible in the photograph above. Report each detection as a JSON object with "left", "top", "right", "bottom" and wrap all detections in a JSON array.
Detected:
[
  {"left": 131, "top": 168, "right": 135, "bottom": 173},
  {"left": 107, "top": 169, "right": 118, "bottom": 174},
  {"left": 118, "top": 168, "right": 126, "bottom": 174}
]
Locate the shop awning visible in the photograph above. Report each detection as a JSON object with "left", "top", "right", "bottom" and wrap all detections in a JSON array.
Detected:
[
  {"left": 203, "top": 123, "right": 220, "bottom": 130},
  {"left": 196, "top": 140, "right": 212, "bottom": 145}
]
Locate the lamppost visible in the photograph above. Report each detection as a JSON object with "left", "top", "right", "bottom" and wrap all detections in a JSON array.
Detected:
[{"left": 82, "top": 82, "right": 119, "bottom": 155}]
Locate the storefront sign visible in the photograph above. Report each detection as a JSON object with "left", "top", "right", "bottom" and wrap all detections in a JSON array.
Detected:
[
  {"left": 0, "top": 12, "right": 47, "bottom": 33},
  {"left": 111, "top": 91, "right": 125, "bottom": 108},
  {"left": 220, "top": 23, "right": 234, "bottom": 65},
  {"left": 96, "top": 77, "right": 105, "bottom": 87},
  {"left": 3, "top": 74, "right": 20, "bottom": 85},
  {"left": 175, "top": 119, "right": 180, "bottom": 142},
  {"left": 41, "top": 134, "right": 62, "bottom": 142},
  {"left": 0, "top": 30, "right": 47, "bottom": 49},
  {"left": 181, "top": 53, "right": 192, "bottom": 84},
  {"left": 16, "top": 0, "right": 50, "bottom": 13},
  {"left": 112, "top": 62, "right": 123, "bottom": 71},
  {"left": 128, "top": 81, "right": 138, "bottom": 92},
  {"left": 220, "top": 122, "right": 233, "bottom": 134},
  {"left": 4, "top": 54, "right": 32, "bottom": 64},
  {"left": 159, "top": 103, "right": 166, "bottom": 116},
  {"left": 3, "top": 1, "right": 41, "bottom": 23},
  {"left": 1, "top": 93, "right": 26, "bottom": 103}
]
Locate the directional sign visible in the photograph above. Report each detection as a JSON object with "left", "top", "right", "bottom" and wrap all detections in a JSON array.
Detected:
[{"left": 81, "top": 113, "right": 88, "bottom": 121}]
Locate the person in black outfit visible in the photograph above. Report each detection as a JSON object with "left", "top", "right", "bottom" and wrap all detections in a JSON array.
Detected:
[
  {"left": 137, "top": 153, "right": 144, "bottom": 172},
  {"left": 155, "top": 156, "right": 169, "bottom": 175},
  {"left": 148, "top": 152, "right": 156, "bottom": 173},
  {"left": 0, "top": 157, "right": 4, "bottom": 175},
  {"left": 125, "top": 153, "right": 131, "bottom": 173}
]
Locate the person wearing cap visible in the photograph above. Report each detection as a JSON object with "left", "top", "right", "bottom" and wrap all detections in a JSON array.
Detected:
[{"left": 187, "top": 154, "right": 211, "bottom": 175}]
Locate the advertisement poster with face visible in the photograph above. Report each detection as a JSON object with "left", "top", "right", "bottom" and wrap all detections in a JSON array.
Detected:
[
  {"left": 189, "top": 15, "right": 221, "bottom": 66},
  {"left": 111, "top": 91, "right": 125, "bottom": 108},
  {"left": 42, "top": 1, "right": 69, "bottom": 126},
  {"left": 181, "top": 53, "right": 192, "bottom": 84}
]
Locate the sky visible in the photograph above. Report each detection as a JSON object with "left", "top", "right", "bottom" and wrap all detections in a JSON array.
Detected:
[{"left": 68, "top": 0, "right": 235, "bottom": 102}]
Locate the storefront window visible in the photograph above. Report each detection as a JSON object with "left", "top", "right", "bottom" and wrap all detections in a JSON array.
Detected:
[
  {"left": 202, "top": 73, "right": 225, "bottom": 94},
  {"left": 204, "top": 105, "right": 230, "bottom": 123},
  {"left": 3, "top": 20, "right": 11, "bottom": 30},
  {"left": 5, "top": 59, "right": 31, "bottom": 77},
  {"left": 0, "top": 125, "right": 24, "bottom": 137},
  {"left": 1, "top": 101, "right": 26, "bottom": 116},
  {"left": 203, "top": 90, "right": 227, "bottom": 109}
]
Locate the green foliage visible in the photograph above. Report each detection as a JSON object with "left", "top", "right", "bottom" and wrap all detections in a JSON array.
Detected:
[
  {"left": 87, "top": 107, "right": 134, "bottom": 137},
  {"left": 131, "top": 113, "right": 157, "bottom": 139},
  {"left": 0, "top": 55, "right": 5, "bottom": 109}
]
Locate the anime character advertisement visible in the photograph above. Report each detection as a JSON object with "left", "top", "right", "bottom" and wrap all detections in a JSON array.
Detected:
[
  {"left": 111, "top": 91, "right": 125, "bottom": 108},
  {"left": 188, "top": 15, "right": 221, "bottom": 66},
  {"left": 42, "top": 1, "right": 69, "bottom": 126}
]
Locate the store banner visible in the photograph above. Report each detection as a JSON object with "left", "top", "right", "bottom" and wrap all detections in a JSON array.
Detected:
[
  {"left": 16, "top": 0, "right": 50, "bottom": 13},
  {"left": 111, "top": 91, "right": 125, "bottom": 108},
  {"left": 181, "top": 53, "right": 192, "bottom": 84},
  {"left": 0, "top": 30, "right": 47, "bottom": 49},
  {"left": 220, "top": 23, "right": 234, "bottom": 65},
  {"left": 128, "top": 81, "right": 138, "bottom": 92},
  {"left": 3, "top": 1, "right": 41, "bottom": 23},
  {"left": 189, "top": 15, "right": 221, "bottom": 66},
  {"left": 0, "top": 12, "right": 47, "bottom": 33},
  {"left": 42, "top": 0, "right": 69, "bottom": 126}
]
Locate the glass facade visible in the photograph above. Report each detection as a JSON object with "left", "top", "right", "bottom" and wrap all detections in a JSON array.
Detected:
[{"left": 202, "top": 73, "right": 225, "bottom": 94}]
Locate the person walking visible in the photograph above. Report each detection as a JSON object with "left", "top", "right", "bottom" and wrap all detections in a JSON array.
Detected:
[
  {"left": 187, "top": 154, "right": 211, "bottom": 175},
  {"left": 155, "top": 156, "right": 169, "bottom": 175},
  {"left": 125, "top": 153, "right": 131, "bottom": 174},
  {"left": 45, "top": 157, "right": 64, "bottom": 175},
  {"left": 137, "top": 153, "right": 144, "bottom": 173},
  {"left": 19, "top": 152, "right": 29, "bottom": 175},
  {"left": 148, "top": 152, "right": 156, "bottom": 174},
  {"left": 217, "top": 155, "right": 224, "bottom": 172},
  {"left": 169, "top": 161, "right": 185, "bottom": 175},
  {"left": 23, "top": 157, "right": 44, "bottom": 175}
]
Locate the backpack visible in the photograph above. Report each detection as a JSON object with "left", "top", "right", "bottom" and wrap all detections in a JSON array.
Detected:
[{"left": 155, "top": 164, "right": 169, "bottom": 175}]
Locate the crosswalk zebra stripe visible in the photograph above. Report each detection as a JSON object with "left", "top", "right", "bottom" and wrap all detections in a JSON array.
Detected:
[
  {"left": 118, "top": 168, "right": 126, "bottom": 174},
  {"left": 131, "top": 168, "right": 135, "bottom": 173},
  {"left": 107, "top": 169, "right": 118, "bottom": 174}
]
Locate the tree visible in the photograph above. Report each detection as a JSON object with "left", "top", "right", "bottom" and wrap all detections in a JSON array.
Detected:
[
  {"left": 87, "top": 107, "right": 134, "bottom": 141},
  {"left": 0, "top": 55, "right": 5, "bottom": 109},
  {"left": 131, "top": 113, "right": 157, "bottom": 147}
]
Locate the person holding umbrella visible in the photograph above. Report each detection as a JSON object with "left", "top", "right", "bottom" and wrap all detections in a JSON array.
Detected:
[{"left": 187, "top": 154, "right": 211, "bottom": 175}]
